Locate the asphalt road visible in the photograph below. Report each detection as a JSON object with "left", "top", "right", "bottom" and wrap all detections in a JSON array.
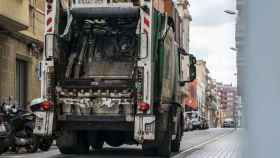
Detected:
[{"left": 0, "top": 128, "right": 236, "bottom": 158}]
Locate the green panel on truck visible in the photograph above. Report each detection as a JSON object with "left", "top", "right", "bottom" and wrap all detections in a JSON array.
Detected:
[{"left": 152, "top": 9, "right": 165, "bottom": 105}]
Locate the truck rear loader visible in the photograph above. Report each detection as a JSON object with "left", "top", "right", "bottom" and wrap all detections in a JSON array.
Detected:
[{"left": 32, "top": 0, "right": 196, "bottom": 157}]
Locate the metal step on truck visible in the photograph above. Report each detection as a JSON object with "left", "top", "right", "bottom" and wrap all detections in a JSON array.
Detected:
[{"left": 31, "top": 0, "right": 197, "bottom": 157}]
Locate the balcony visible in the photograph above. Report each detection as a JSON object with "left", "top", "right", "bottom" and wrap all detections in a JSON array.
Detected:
[{"left": 0, "top": 0, "right": 29, "bottom": 31}]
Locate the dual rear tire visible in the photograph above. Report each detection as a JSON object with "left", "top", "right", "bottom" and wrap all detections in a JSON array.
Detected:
[
  {"left": 142, "top": 128, "right": 172, "bottom": 158},
  {"left": 143, "top": 111, "right": 182, "bottom": 157},
  {"left": 57, "top": 131, "right": 89, "bottom": 154}
]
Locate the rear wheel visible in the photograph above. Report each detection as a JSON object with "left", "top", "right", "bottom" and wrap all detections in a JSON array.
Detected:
[
  {"left": 39, "top": 137, "right": 53, "bottom": 151},
  {"left": 57, "top": 130, "right": 89, "bottom": 154},
  {"left": 0, "top": 139, "right": 8, "bottom": 155},
  {"left": 92, "top": 139, "right": 104, "bottom": 150},
  {"left": 57, "top": 146, "right": 74, "bottom": 154},
  {"left": 25, "top": 127, "right": 39, "bottom": 153},
  {"left": 57, "top": 131, "right": 76, "bottom": 154},
  {"left": 105, "top": 132, "right": 124, "bottom": 147},
  {"left": 157, "top": 114, "right": 172, "bottom": 157},
  {"left": 142, "top": 144, "right": 157, "bottom": 156},
  {"left": 171, "top": 114, "right": 182, "bottom": 152},
  {"left": 75, "top": 132, "right": 89, "bottom": 154}
]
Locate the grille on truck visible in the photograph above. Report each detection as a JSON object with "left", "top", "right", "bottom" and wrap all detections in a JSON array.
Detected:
[{"left": 57, "top": 88, "right": 135, "bottom": 120}]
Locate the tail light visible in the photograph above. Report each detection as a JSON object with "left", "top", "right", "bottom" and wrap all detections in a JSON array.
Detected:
[
  {"left": 31, "top": 100, "right": 54, "bottom": 112},
  {"left": 138, "top": 101, "right": 150, "bottom": 112},
  {"left": 136, "top": 67, "right": 147, "bottom": 113},
  {"left": 41, "top": 101, "right": 54, "bottom": 111}
]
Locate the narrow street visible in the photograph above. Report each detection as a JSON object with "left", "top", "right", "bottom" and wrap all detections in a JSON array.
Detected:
[{"left": 0, "top": 128, "right": 241, "bottom": 158}]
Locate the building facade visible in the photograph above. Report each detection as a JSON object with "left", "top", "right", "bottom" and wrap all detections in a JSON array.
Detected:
[
  {"left": 195, "top": 60, "right": 209, "bottom": 119},
  {"left": 216, "top": 83, "right": 239, "bottom": 125},
  {"left": 206, "top": 77, "right": 220, "bottom": 128},
  {"left": 176, "top": 0, "right": 193, "bottom": 109},
  {"left": 0, "top": 0, "right": 45, "bottom": 106}
]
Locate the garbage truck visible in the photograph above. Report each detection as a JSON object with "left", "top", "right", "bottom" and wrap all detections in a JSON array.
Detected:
[{"left": 33, "top": 0, "right": 196, "bottom": 157}]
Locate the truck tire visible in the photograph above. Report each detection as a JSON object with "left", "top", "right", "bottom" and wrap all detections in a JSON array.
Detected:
[
  {"left": 39, "top": 137, "right": 53, "bottom": 151},
  {"left": 105, "top": 132, "right": 124, "bottom": 147},
  {"left": 57, "top": 130, "right": 76, "bottom": 154},
  {"left": 57, "top": 130, "right": 89, "bottom": 154},
  {"left": 157, "top": 114, "right": 172, "bottom": 157},
  {"left": 57, "top": 146, "right": 74, "bottom": 154},
  {"left": 0, "top": 139, "right": 8, "bottom": 155},
  {"left": 171, "top": 114, "right": 182, "bottom": 152},
  {"left": 143, "top": 144, "right": 157, "bottom": 156},
  {"left": 75, "top": 132, "right": 89, "bottom": 154},
  {"left": 92, "top": 139, "right": 104, "bottom": 150}
]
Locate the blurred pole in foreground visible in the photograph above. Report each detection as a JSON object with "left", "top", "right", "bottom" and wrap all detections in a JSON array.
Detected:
[{"left": 243, "top": 0, "right": 280, "bottom": 157}]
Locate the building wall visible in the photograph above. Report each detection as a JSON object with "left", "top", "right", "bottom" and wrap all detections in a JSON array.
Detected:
[
  {"left": 0, "top": 0, "right": 30, "bottom": 31},
  {"left": 176, "top": 0, "right": 192, "bottom": 109},
  {"left": 217, "top": 83, "right": 239, "bottom": 124},
  {"left": 0, "top": 34, "right": 41, "bottom": 104},
  {"left": 20, "top": 0, "right": 45, "bottom": 42},
  {"left": 206, "top": 78, "right": 220, "bottom": 128},
  {"left": 196, "top": 60, "right": 208, "bottom": 118},
  {"left": 0, "top": 0, "right": 44, "bottom": 105}
]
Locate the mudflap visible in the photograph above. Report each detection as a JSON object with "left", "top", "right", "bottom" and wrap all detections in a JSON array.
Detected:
[
  {"left": 33, "top": 111, "right": 54, "bottom": 136},
  {"left": 134, "top": 115, "right": 156, "bottom": 143}
]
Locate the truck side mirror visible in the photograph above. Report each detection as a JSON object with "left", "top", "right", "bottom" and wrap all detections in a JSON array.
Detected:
[
  {"left": 179, "top": 54, "right": 197, "bottom": 86},
  {"left": 188, "top": 54, "right": 197, "bottom": 82}
]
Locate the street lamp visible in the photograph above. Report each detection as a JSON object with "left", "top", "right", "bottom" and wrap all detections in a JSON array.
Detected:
[
  {"left": 224, "top": 10, "right": 237, "bottom": 15},
  {"left": 230, "top": 47, "right": 237, "bottom": 51}
]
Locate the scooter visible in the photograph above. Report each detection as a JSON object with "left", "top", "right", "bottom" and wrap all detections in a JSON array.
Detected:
[
  {"left": 0, "top": 112, "right": 9, "bottom": 154},
  {"left": 31, "top": 98, "right": 54, "bottom": 152},
  {"left": 0, "top": 99, "right": 39, "bottom": 155}
]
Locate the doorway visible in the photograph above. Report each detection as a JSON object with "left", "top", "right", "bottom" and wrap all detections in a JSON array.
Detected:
[{"left": 16, "top": 59, "right": 27, "bottom": 106}]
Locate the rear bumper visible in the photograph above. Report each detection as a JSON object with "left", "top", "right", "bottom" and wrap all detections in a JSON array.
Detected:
[
  {"left": 57, "top": 115, "right": 128, "bottom": 122},
  {"left": 57, "top": 115, "right": 134, "bottom": 131}
]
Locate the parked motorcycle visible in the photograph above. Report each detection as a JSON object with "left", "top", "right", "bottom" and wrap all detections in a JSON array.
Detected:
[
  {"left": 31, "top": 98, "right": 54, "bottom": 152},
  {"left": 0, "top": 98, "right": 38, "bottom": 155},
  {"left": 0, "top": 112, "right": 9, "bottom": 154}
]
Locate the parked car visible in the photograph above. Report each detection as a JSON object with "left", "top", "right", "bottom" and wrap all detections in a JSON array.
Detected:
[
  {"left": 191, "top": 112, "right": 202, "bottom": 130},
  {"left": 223, "top": 118, "right": 235, "bottom": 128},
  {"left": 190, "top": 111, "right": 209, "bottom": 130},
  {"left": 183, "top": 112, "right": 193, "bottom": 131}
]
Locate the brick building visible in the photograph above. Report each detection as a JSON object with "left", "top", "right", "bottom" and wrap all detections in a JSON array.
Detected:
[
  {"left": 195, "top": 60, "right": 209, "bottom": 119},
  {"left": 216, "top": 83, "right": 238, "bottom": 124},
  {"left": 0, "top": 0, "right": 45, "bottom": 106},
  {"left": 206, "top": 77, "right": 220, "bottom": 128}
]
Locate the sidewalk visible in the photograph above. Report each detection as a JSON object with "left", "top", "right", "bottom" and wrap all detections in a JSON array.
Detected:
[{"left": 184, "top": 129, "right": 242, "bottom": 158}]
